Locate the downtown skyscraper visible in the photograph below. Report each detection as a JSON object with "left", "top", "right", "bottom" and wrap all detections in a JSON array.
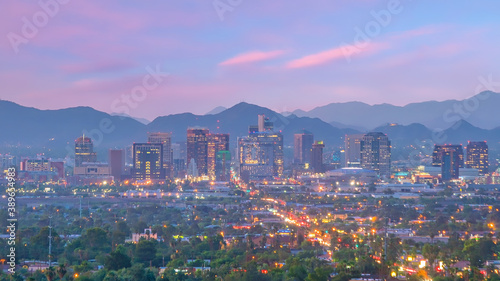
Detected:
[
  {"left": 187, "top": 128, "right": 209, "bottom": 177},
  {"left": 311, "top": 141, "right": 325, "bottom": 173},
  {"left": 432, "top": 144, "right": 464, "bottom": 168},
  {"left": 238, "top": 115, "right": 283, "bottom": 181},
  {"left": 432, "top": 144, "right": 464, "bottom": 180},
  {"left": 344, "top": 134, "right": 364, "bottom": 167},
  {"left": 294, "top": 132, "right": 313, "bottom": 165},
  {"left": 132, "top": 143, "right": 164, "bottom": 180},
  {"left": 148, "top": 132, "right": 173, "bottom": 178},
  {"left": 74, "top": 136, "right": 97, "bottom": 167},
  {"left": 207, "top": 133, "right": 230, "bottom": 180},
  {"left": 466, "top": 141, "right": 489, "bottom": 175},
  {"left": 360, "top": 132, "right": 391, "bottom": 177}
]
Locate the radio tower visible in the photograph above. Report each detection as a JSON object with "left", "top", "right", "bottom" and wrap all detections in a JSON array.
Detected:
[{"left": 48, "top": 215, "right": 53, "bottom": 267}]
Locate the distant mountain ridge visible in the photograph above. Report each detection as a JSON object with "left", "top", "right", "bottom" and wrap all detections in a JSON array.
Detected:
[
  {"left": 293, "top": 91, "right": 500, "bottom": 130},
  {"left": 2, "top": 95, "right": 500, "bottom": 159}
]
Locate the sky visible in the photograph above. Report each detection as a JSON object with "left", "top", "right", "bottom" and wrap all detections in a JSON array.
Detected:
[{"left": 1, "top": 0, "right": 500, "bottom": 120}]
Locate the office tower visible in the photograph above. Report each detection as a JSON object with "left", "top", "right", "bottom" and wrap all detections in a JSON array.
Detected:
[
  {"left": 21, "top": 158, "right": 51, "bottom": 171},
  {"left": 125, "top": 145, "right": 134, "bottom": 166},
  {"left": 187, "top": 128, "right": 209, "bottom": 177},
  {"left": 148, "top": 132, "right": 172, "bottom": 164},
  {"left": 344, "top": 134, "right": 364, "bottom": 167},
  {"left": 258, "top": 115, "right": 266, "bottom": 132},
  {"left": 109, "top": 149, "right": 125, "bottom": 182},
  {"left": 360, "top": 132, "right": 391, "bottom": 176},
  {"left": 432, "top": 144, "right": 464, "bottom": 168},
  {"left": 257, "top": 114, "right": 274, "bottom": 132},
  {"left": 442, "top": 150, "right": 460, "bottom": 180},
  {"left": 132, "top": 143, "right": 164, "bottom": 180},
  {"left": 50, "top": 161, "right": 65, "bottom": 179},
  {"left": 294, "top": 132, "right": 314, "bottom": 165},
  {"left": 171, "top": 143, "right": 182, "bottom": 160},
  {"left": 74, "top": 136, "right": 97, "bottom": 167},
  {"left": 207, "top": 133, "right": 230, "bottom": 179},
  {"left": 238, "top": 116, "right": 283, "bottom": 181},
  {"left": 466, "top": 141, "right": 489, "bottom": 175},
  {"left": 173, "top": 159, "right": 185, "bottom": 178},
  {"left": 148, "top": 132, "right": 172, "bottom": 178},
  {"left": 311, "top": 141, "right": 325, "bottom": 173},
  {"left": 215, "top": 150, "right": 231, "bottom": 181}
]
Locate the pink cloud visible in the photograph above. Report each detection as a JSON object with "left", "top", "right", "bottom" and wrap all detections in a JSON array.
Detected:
[
  {"left": 219, "top": 50, "right": 286, "bottom": 66},
  {"left": 60, "top": 60, "right": 136, "bottom": 74},
  {"left": 287, "top": 42, "right": 388, "bottom": 69},
  {"left": 389, "top": 25, "right": 450, "bottom": 41}
]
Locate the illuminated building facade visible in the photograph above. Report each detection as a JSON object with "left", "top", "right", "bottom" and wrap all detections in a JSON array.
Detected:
[
  {"left": 74, "top": 136, "right": 97, "bottom": 167},
  {"left": 360, "top": 132, "right": 391, "bottom": 176},
  {"left": 311, "top": 141, "right": 325, "bottom": 173},
  {"left": 238, "top": 116, "right": 283, "bottom": 181},
  {"left": 344, "top": 134, "right": 364, "bottom": 167},
  {"left": 466, "top": 141, "right": 488, "bottom": 175},
  {"left": 148, "top": 132, "right": 173, "bottom": 178},
  {"left": 441, "top": 150, "right": 460, "bottom": 180},
  {"left": 432, "top": 144, "right": 464, "bottom": 168},
  {"left": 215, "top": 150, "right": 231, "bottom": 181},
  {"left": 132, "top": 143, "right": 164, "bottom": 180},
  {"left": 187, "top": 128, "right": 209, "bottom": 177},
  {"left": 207, "top": 133, "right": 230, "bottom": 179}
]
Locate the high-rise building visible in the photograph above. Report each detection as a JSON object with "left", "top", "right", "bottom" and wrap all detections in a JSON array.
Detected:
[
  {"left": 311, "top": 141, "right": 325, "bottom": 173},
  {"left": 148, "top": 132, "right": 173, "bottom": 178},
  {"left": 238, "top": 116, "right": 283, "bottom": 181},
  {"left": 258, "top": 115, "right": 274, "bottom": 132},
  {"left": 207, "top": 133, "right": 230, "bottom": 179},
  {"left": 109, "top": 149, "right": 125, "bottom": 182},
  {"left": 466, "top": 141, "right": 489, "bottom": 175},
  {"left": 360, "top": 132, "right": 391, "bottom": 176},
  {"left": 187, "top": 128, "right": 209, "bottom": 177},
  {"left": 75, "top": 136, "right": 97, "bottom": 167},
  {"left": 132, "top": 143, "right": 164, "bottom": 180},
  {"left": 344, "top": 134, "right": 364, "bottom": 167},
  {"left": 442, "top": 150, "right": 460, "bottom": 180},
  {"left": 294, "top": 132, "right": 314, "bottom": 165},
  {"left": 432, "top": 144, "right": 464, "bottom": 168},
  {"left": 215, "top": 150, "right": 231, "bottom": 181},
  {"left": 148, "top": 132, "right": 172, "bottom": 164},
  {"left": 21, "top": 158, "right": 51, "bottom": 172}
]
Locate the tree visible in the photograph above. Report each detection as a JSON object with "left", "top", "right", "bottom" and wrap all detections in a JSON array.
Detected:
[
  {"left": 105, "top": 248, "right": 132, "bottom": 270},
  {"left": 288, "top": 264, "right": 308, "bottom": 281},
  {"left": 135, "top": 239, "right": 157, "bottom": 265},
  {"left": 56, "top": 264, "right": 67, "bottom": 280},
  {"left": 103, "top": 271, "right": 120, "bottom": 281},
  {"left": 83, "top": 227, "right": 109, "bottom": 250},
  {"left": 306, "top": 266, "right": 333, "bottom": 281},
  {"left": 422, "top": 244, "right": 440, "bottom": 270},
  {"left": 45, "top": 267, "right": 56, "bottom": 281}
]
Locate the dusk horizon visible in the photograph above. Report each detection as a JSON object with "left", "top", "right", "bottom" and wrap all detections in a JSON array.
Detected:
[
  {"left": 2, "top": 1, "right": 500, "bottom": 119},
  {"left": 3, "top": 2, "right": 500, "bottom": 280}
]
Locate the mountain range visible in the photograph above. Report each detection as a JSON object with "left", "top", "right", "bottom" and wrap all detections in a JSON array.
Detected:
[
  {"left": 2, "top": 92, "right": 500, "bottom": 159},
  {"left": 293, "top": 91, "right": 500, "bottom": 130}
]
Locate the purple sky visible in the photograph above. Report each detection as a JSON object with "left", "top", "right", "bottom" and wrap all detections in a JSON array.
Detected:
[{"left": 2, "top": 0, "right": 500, "bottom": 120}]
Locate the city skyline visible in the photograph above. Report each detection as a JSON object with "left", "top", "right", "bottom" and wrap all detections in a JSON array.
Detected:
[
  {"left": 2, "top": 1, "right": 500, "bottom": 119},
  {"left": 3, "top": 2, "right": 500, "bottom": 279}
]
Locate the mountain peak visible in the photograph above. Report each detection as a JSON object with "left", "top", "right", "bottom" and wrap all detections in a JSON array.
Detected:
[{"left": 206, "top": 106, "right": 227, "bottom": 115}]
